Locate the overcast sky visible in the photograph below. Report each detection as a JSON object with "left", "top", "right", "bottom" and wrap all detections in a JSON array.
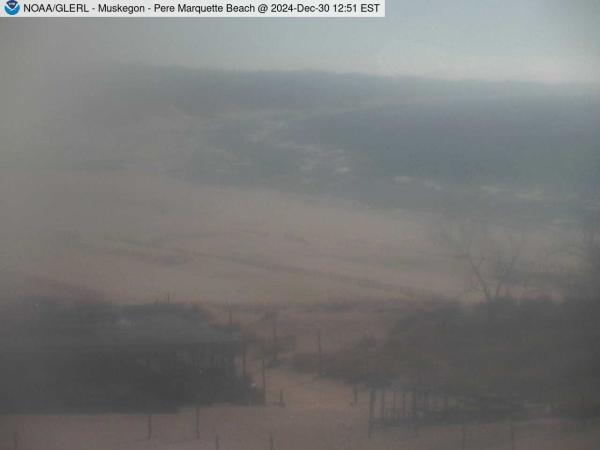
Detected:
[
  {"left": 2, "top": 0, "right": 600, "bottom": 83},
  {"left": 1, "top": 1, "right": 599, "bottom": 303}
]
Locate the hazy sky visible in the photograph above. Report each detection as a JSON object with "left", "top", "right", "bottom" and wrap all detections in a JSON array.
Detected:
[{"left": 1, "top": 0, "right": 599, "bottom": 83}]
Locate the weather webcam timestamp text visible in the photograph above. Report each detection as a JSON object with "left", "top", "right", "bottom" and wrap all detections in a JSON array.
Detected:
[
  {"left": 267, "top": 3, "right": 381, "bottom": 13},
  {"left": 2, "top": 0, "right": 385, "bottom": 17}
]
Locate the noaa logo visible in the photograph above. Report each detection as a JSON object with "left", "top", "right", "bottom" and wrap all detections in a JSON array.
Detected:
[{"left": 4, "top": 0, "right": 20, "bottom": 15}]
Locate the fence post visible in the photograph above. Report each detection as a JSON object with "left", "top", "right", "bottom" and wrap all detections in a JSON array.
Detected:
[
  {"left": 262, "top": 357, "right": 267, "bottom": 405},
  {"left": 353, "top": 385, "right": 358, "bottom": 405},
  {"left": 380, "top": 388, "right": 386, "bottom": 423},
  {"left": 196, "top": 405, "right": 200, "bottom": 439},
  {"left": 580, "top": 394, "right": 587, "bottom": 431},
  {"left": 392, "top": 389, "right": 397, "bottom": 424},
  {"left": 412, "top": 387, "right": 420, "bottom": 437},
  {"left": 147, "top": 413, "right": 153, "bottom": 440},
  {"left": 317, "top": 329, "right": 323, "bottom": 376},
  {"left": 461, "top": 420, "right": 467, "bottom": 450},
  {"left": 272, "top": 316, "right": 278, "bottom": 363},
  {"left": 368, "top": 387, "right": 375, "bottom": 438},
  {"left": 215, "top": 434, "right": 220, "bottom": 450},
  {"left": 443, "top": 393, "right": 449, "bottom": 420},
  {"left": 13, "top": 431, "right": 18, "bottom": 450},
  {"left": 412, "top": 388, "right": 418, "bottom": 422},
  {"left": 509, "top": 417, "right": 515, "bottom": 450},
  {"left": 279, "top": 389, "right": 285, "bottom": 407},
  {"left": 269, "top": 434, "right": 275, "bottom": 450},
  {"left": 242, "top": 343, "right": 247, "bottom": 379}
]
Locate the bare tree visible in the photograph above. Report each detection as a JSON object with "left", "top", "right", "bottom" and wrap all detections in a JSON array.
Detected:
[
  {"left": 435, "top": 218, "right": 525, "bottom": 303},
  {"left": 549, "top": 209, "right": 600, "bottom": 299},
  {"left": 580, "top": 209, "right": 600, "bottom": 294}
]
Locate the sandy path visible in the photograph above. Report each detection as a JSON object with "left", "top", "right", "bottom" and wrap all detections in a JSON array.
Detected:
[{"left": 1, "top": 368, "right": 598, "bottom": 450}]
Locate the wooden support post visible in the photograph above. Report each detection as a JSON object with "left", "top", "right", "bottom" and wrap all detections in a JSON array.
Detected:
[
  {"left": 242, "top": 344, "right": 247, "bottom": 379},
  {"left": 353, "top": 385, "right": 358, "bottom": 405},
  {"left": 392, "top": 390, "right": 397, "bottom": 423},
  {"left": 215, "top": 434, "right": 220, "bottom": 450},
  {"left": 272, "top": 316, "right": 278, "bottom": 363},
  {"left": 402, "top": 388, "right": 407, "bottom": 419},
  {"left": 317, "top": 329, "right": 323, "bottom": 376},
  {"left": 279, "top": 389, "right": 285, "bottom": 407},
  {"left": 443, "top": 393, "right": 449, "bottom": 419},
  {"left": 461, "top": 421, "right": 467, "bottom": 450},
  {"left": 580, "top": 394, "right": 587, "bottom": 431},
  {"left": 13, "top": 431, "right": 18, "bottom": 450},
  {"left": 228, "top": 308, "right": 233, "bottom": 327},
  {"left": 195, "top": 406, "right": 200, "bottom": 439},
  {"left": 269, "top": 434, "right": 275, "bottom": 450},
  {"left": 413, "top": 389, "right": 420, "bottom": 437},
  {"left": 262, "top": 357, "right": 267, "bottom": 404},
  {"left": 509, "top": 417, "right": 515, "bottom": 450},
  {"left": 380, "top": 388, "right": 386, "bottom": 423},
  {"left": 368, "top": 387, "right": 376, "bottom": 438},
  {"left": 147, "top": 413, "right": 153, "bottom": 440},
  {"left": 412, "top": 389, "right": 418, "bottom": 422}
]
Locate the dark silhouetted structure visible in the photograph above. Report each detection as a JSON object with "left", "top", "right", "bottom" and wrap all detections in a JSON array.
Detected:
[{"left": 0, "top": 300, "right": 248, "bottom": 413}]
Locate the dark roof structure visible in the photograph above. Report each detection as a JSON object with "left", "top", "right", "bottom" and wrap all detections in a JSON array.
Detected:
[{"left": 0, "top": 303, "right": 240, "bottom": 354}]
